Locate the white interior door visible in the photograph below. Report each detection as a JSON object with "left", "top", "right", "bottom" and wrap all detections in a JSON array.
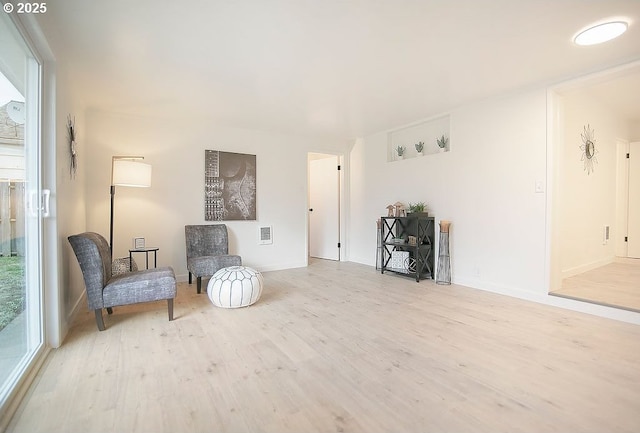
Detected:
[
  {"left": 628, "top": 142, "right": 640, "bottom": 258},
  {"left": 309, "top": 155, "right": 339, "bottom": 260}
]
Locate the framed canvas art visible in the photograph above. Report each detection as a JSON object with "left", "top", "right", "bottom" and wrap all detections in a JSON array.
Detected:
[{"left": 204, "top": 150, "right": 256, "bottom": 221}]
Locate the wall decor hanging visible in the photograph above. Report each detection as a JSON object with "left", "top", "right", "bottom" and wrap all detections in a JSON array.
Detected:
[
  {"left": 204, "top": 150, "right": 256, "bottom": 221},
  {"left": 67, "top": 115, "right": 77, "bottom": 178},
  {"left": 579, "top": 124, "right": 598, "bottom": 175}
]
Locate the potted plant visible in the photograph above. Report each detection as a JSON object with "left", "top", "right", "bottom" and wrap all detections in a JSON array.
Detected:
[
  {"left": 437, "top": 135, "right": 448, "bottom": 152},
  {"left": 408, "top": 201, "right": 427, "bottom": 217},
  {"left": 415, "top": 141, "right": 424, "bottom": 156},
  {"left": 396, "top": 145, "right": 406, "bottom": 160}
]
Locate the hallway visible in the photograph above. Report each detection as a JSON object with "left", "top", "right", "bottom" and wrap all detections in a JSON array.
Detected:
[{"left": 551, "top": 259, "right": 640, "bottom": 312}]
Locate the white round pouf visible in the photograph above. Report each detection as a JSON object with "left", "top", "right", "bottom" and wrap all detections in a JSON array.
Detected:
[{"left": 207, "top": 266, "right": 263, "bottom": 308}]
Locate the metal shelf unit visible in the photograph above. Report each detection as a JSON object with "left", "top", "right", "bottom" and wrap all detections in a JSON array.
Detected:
[{"left": 380, "top": 215, "right": 435, "bottom": 282}]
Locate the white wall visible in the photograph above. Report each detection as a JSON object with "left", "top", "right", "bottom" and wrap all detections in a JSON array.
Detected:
[
  {"left": 630, "top": 122, "right": 640, "bottom": 141},
  {"left": 556, "top": 90, "right": 629, "bottom": 278},
  {"left": 34, "top": 12, "right": 88, "bottom": 345},
  {"left": 348, "top": 89, "right": 548, "bottom": 297},
  {"left": 83, "top": 110, "right": 348, "bottom": 280}
]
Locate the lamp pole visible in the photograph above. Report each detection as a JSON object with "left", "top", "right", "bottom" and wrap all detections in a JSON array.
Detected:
[{"left": 109, "top": 184, "right": 116, "bottom": 256}]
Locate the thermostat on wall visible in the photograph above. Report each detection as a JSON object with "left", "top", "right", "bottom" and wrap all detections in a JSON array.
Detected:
[{"left": 133, "top": 237, "right": 145, "bottom": 249}]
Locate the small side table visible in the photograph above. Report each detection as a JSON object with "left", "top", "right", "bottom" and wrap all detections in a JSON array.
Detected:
[{"left": 129, "top": 247, "right": 159, "bottom": 271}]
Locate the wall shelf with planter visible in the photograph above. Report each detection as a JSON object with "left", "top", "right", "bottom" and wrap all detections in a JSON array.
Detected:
[{"left": 387, "top": 114, "right": 450, "bottom": 161}]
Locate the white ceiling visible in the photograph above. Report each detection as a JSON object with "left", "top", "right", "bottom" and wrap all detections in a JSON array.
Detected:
[{"left": 37, "top": 0, "right": 640, "bottom": 141}]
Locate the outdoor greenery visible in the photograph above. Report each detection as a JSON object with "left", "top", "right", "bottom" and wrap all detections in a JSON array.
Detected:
[{"left": 0, "top": 256, "right": 26, "bottom": 332}]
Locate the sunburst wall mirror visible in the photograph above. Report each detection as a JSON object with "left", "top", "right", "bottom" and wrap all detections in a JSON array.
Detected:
[{"left": 579, "top": 124, "right": 598, "bottom": 175}]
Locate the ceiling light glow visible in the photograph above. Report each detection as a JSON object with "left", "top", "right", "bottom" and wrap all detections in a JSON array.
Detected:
[{"left": 574, "top": 21, "right": 628, "bottom": 46}]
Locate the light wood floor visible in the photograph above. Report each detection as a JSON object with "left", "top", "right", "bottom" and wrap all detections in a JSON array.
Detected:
[
  {"left": 7, "top": 260, "right": 640, "bottom": 433},
  {"left": 551, "top": 259, "right": 640, "bottom": 312}
]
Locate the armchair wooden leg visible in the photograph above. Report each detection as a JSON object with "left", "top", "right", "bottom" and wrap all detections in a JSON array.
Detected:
[
  {"left": 168, "top": 299, "right": 174, "bottom": 321},
  {"left": 188, "top": 272, "right": 192, "bottom": 284},
  {"left": 94, "top": 309, "right": 106, "bottom": 331},
  {"left": 197, "top": 276, "right": 202, "bottom": 294}
]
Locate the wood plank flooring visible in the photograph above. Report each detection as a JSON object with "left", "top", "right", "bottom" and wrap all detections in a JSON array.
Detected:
[
  {"left": 7, "top": 259, "right": 640, "bottom": 433},
  {"left": 551, "top": 259, "right": 640, "bottom": 312}
]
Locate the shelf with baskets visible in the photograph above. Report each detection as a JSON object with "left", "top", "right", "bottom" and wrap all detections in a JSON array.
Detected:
[{"left": 379, "top": 215, "right": 434, "bottom": 282}]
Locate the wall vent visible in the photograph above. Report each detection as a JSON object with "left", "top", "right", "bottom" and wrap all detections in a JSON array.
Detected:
[
  {"left": 258, "top": 226, "right": 273, "bottom": 245},
  {"left": 603, "top": 225, "right": 610, "bottom": 244}
]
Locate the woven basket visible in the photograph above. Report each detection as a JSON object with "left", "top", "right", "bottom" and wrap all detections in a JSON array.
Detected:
[{"left": 112, "top": 257, "right": 139, "bottom": 276}]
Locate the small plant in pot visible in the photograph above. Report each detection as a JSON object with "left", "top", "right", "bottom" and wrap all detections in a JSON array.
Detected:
[
  {"left": 415, "top": 141, "right": 424, "bottom": 156},
  {"left": 408, "top": 201, "right": 427, "bottom": 217},
  {"left": 396, "top": 145, "right": 406, "bottom": 160},
  {"left": 437, "top": 135, "right": 448, "bottom": 152}
]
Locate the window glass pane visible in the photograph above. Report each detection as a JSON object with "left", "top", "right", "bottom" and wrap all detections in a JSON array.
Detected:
[{"left": 0, "top": 14, "right": 43, "bottom": 413}]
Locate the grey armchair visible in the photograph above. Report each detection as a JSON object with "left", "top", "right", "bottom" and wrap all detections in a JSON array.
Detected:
[
  {"left": 68, "top": 232, "right": 177, "bottom": 331},
  {"left": 185, "top": 224, "right": 242, "bottom": 293}
]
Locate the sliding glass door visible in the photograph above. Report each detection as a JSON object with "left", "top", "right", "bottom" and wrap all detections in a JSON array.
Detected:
[{"left": 0, "top": 12, "right": 45, "bottom": 418}]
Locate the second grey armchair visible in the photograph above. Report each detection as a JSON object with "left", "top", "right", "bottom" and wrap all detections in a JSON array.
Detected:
[{"left": 185, "top": 224, "right": 242, "bottom": 293}]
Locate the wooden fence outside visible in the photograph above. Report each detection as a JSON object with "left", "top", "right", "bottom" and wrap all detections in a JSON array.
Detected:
[{"left": 0, "top": 180, "right": 25, "bottom": 257}]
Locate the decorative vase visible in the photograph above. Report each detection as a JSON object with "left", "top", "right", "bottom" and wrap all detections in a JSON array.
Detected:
[
  {"left": 376, "top": 219, "right": 383, "bottom": 270},
  {"left": 397, "top": 155, "right": 404, "bottom": 160},
  {"left": 417, "top": 151, "right": 423, "bottom": 156},
  {"left": 436, "top": 220, "right": 451, "bottom": 285},
  {"left": 439, "top": 147, "right": 446, "bottom": 153}
]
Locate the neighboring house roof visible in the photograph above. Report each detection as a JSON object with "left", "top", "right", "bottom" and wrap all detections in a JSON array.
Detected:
[
  {"left": 0, "top": 102, "right": 24, "bottom": 146},
  {"left": 0, "top": 102, "right": 24, "bottom": 180}
]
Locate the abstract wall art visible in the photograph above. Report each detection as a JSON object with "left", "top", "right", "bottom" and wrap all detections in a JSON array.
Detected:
[
  {"left": 204, "top": 150, "right": 256, "bottom": 221},
  {"left": 579, "top": 124, "right": 598, "bottom": 175}
]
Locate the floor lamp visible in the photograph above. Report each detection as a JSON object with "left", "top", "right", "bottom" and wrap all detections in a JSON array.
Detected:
[{"left": 110, "top": 156, "right": 152, "bottom": 256}]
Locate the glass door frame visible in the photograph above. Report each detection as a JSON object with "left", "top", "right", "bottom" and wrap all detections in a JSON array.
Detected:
[{"left": 0, "top": 10, "right": 54, "bottom": 428}]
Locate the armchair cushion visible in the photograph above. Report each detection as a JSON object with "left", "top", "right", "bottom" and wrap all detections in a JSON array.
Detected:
[
  {"left": 103, "top": 267, "right": 177, "bottom": 308},
  {"left": 187, "top": 255, "right": 242, "bottom": 278}
]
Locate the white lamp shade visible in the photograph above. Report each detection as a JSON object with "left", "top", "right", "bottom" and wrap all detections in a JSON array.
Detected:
[{"left": 112, "top": 160, "right": 152, "bottom": 187}]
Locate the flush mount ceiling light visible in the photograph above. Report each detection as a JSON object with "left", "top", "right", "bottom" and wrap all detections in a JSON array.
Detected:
[{"left": 574, "top": 21, "right": 628, "bottom": 46}]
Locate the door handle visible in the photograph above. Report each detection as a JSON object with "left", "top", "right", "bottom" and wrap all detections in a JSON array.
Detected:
[
  {"left": 309, "top": 208, "right": 313, "bottom": 211},
  {"left": 28, "top": 189, "right": 51, "bottom": 217},
  {"left": 42, "top": 189, "right": 50, "bottom": 217}
]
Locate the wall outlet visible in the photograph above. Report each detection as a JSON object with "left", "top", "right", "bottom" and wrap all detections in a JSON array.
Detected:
[
  {"left": 603, "top": 225, "right": 610, "bottom": 245},
  {"left": 535, "top": 180, "right": 545, "bottom": 193}
]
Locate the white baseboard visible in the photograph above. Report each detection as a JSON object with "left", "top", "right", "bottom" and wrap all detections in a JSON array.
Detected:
[
  {"left": 175, "top": 261, "right": 309, "bottom": 283},
  {"left": 453, "top": 275, "right": 640, "bottom": 325},
  {"left": 561, "top": 257, "right": 614, "bottom": 280}
]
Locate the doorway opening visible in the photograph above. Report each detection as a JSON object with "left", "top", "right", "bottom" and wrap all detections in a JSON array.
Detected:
[
  {"left": 308, "top": 153, "right": 342, "bottom": 261},
  {"left": 548, "top": 62, "right": 640, "bottom": 312}
]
